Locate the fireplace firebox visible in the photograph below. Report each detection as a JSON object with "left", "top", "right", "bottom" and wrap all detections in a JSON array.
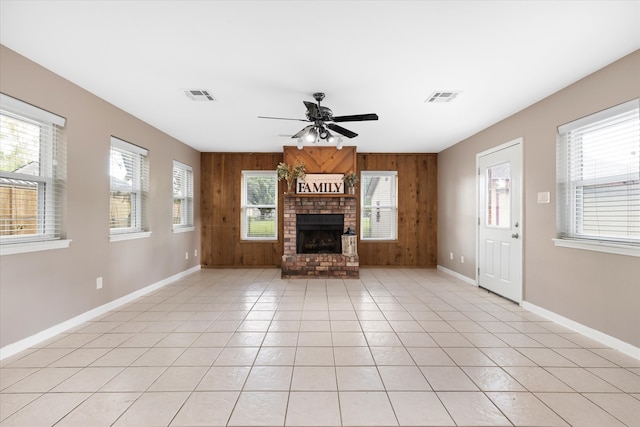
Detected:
[{"left": 296, "top": 214, "right": 344, "bottom": 254}]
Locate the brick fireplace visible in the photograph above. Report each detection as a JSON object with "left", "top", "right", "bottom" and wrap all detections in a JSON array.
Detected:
[{"left": 281, "top": 195, "right": 359, "bottom": 279}]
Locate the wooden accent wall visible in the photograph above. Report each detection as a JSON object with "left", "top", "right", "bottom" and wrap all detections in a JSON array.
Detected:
[
  {"left": 201, "top": 152, "right": 283, "bottom": 267},
  {"left": 284, "top": 146, "right": 356, "bottom": 173},
  {"left": 200, "top": 151, "right": 437, "bottom": 268},
  {"left": 357, "top": 153, "right": 438, "bottom": 267}
]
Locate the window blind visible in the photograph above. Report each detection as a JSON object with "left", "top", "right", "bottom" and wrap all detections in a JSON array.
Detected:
[
  {"left": 0, "top": 94, "right": 66, "bottom": 244},
  {"left": 557, "top": 98, "right": 639, "bottom": 244},
  {"left": 173, "top": 160, "right": 194, "bottom": 229},
  {"left": 361, "top": 171, "right": 398, "bottom": 240},
  {"left": 109, "top": 136, "right": 149, "bottom": 234}
]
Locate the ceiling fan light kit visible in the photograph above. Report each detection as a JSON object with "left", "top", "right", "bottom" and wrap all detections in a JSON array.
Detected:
[
  {"left": 305, "top": 126, "right": 318, "bottom": 142},
  {"left": 259, "top": 92, "right": 378, "bottom": 150}
]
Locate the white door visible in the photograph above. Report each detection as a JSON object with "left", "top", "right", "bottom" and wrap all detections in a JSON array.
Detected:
[{"left": 477, "top": 139, "right": 522, "bottom": 303}]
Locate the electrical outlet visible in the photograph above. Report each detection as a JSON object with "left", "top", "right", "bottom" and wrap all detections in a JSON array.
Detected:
[
  {"left": 449, "top": 252, "right": 453, "bottom": 260},
  {"left": 194, "top": 249, "right": 198, "bottom": 257},
  {"left": 185, "top": 252, "right": 189, "bottom": 260},
  {"left": 460, "top": 256, "right": 465, "bottom": 263},
  {"left": 96, "top": 277, "right": 103, "bottom": 290}
]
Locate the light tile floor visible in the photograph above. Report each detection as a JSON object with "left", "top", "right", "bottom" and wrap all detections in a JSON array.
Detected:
[{"left": 1, "top": 268, "right": 639, "bottom": 426}]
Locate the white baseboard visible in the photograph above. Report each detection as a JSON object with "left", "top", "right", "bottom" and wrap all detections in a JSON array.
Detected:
[
  {"left": 436, "top": 265, "right": 638, "bottom": 360},
  {"left": 437, "top": 265, "right": 477, "bottom": 286},
  {"left": 522, "top": 301, "right": 640, "bottom": 361},
  {"left": 0, "top": 265, "right": 201, "bottom": 360}
]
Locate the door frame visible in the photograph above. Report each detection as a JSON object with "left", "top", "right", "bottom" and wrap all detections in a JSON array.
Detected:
[{"left": 475, "top": 137, "right": 524, "bottom": 303}]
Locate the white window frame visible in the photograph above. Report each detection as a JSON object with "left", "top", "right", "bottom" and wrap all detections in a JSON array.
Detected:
[
  {"left": 0, "top": 93, "right": 71, "bottom": 255},
  {"left": 172, "top": 160, "right": 194, "bottom": 233},
  {"left": 555, "top": 98, "right": 639, "bottom": 257},
  {"left": 360, "top": 171, "right": 398, "bottom": 241},
  {"left": 241, "top": 170, "right": 278, "bottom": 241},
  {"left": 109, "top": 136, "right": 150, "bottom": 241}
]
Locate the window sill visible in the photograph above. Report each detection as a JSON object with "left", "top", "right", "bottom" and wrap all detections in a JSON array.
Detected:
[
  {"left": 553, "top": 238, "right": 640, "bottom": 258},
  {"left": 109, "top": 231, "right": 152, "bottom": 242},
  {"left": 0, "top": 239, "right": 72, "bottom": 256},
  {"left": 172, "top": 226, "right": 195, "bottom": 234}
]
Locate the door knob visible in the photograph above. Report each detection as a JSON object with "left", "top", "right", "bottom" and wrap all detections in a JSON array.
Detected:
[{"left": 511, "top": 233, "right": 519, "bottom": 239}]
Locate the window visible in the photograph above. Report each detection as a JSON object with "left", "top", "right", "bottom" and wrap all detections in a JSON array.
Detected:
[
  {"left": 556, "top": 99, "right": 639, "bottom": 251},
  {"left": 109, "top": 137, "right": 149, "bottom": 239},
  {"left": 242, "top": 171, "right": 277, "bottom": 240},
  {"left": 361, "top": 171, "right": 398, "bottom": 240},
  {"left": 172, "top": 160, "right": 194, "bottom": 232},
  {"left": 0, "top": 93, "right": 67, "bottom": 250},
  {"left": 486, "top": 162, "right": 511, "bottom": 228}
]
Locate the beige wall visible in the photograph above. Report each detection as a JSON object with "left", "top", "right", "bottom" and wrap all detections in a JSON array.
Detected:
[
  {"left": 0, "top": 45, "right": 201, "bottom": 348},
  {"left": 438, "top": 50, "right": 640, "bottom": 347}
]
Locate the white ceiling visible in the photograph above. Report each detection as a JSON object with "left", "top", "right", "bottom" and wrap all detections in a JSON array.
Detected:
[{"left": 1, "top": 1, "right": 638, "bottom": 153}]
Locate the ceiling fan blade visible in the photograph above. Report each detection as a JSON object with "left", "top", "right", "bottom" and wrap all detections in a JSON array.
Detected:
[
  {"left": 327, "top": 123, "right": 358, "bottom": 138},
  {"left": 332, "top": 113, "right": 379, "bottom": 122},
  {"left": 292, "top": 125, "right": 314, "bottom": 139},
  {"left": 303, "top": 101, "right": 320, "bottom": 119},
  {"left": 258, "top": 116, "right": 309, "bottom": 122}
]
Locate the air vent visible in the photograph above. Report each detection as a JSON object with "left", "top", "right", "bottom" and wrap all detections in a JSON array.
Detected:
[
  {"left": 185, "top": 90, "right": 216, "bottom": 101},
  {"left": 426, "top": 91, "right": 461, "bottom": 103}
]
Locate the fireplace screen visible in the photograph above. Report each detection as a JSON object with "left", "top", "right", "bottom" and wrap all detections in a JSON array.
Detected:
[{"left": 296, "top": 214, "right": 344, "bottom": 254}]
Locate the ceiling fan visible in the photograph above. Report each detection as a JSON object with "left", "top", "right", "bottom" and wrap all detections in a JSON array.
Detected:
[{"left": 258, "top": 92, "right": 378, "bottom": 148}]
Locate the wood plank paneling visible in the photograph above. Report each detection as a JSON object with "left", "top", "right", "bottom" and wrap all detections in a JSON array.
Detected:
[
  {"left": 356, "top": 153, "right": 437, "bottom": 267},
  {"left": 201, "top": 152, "right": 283, "bottom": 267},
  {"left": 200, "top": 153, "right": 216, "bottom": 266},
  {"left": 284, "top": 146, "right": 356, "bottom": 173},
  {"left": 200, "top": 151, "right": 437, "bottom": 268}
]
